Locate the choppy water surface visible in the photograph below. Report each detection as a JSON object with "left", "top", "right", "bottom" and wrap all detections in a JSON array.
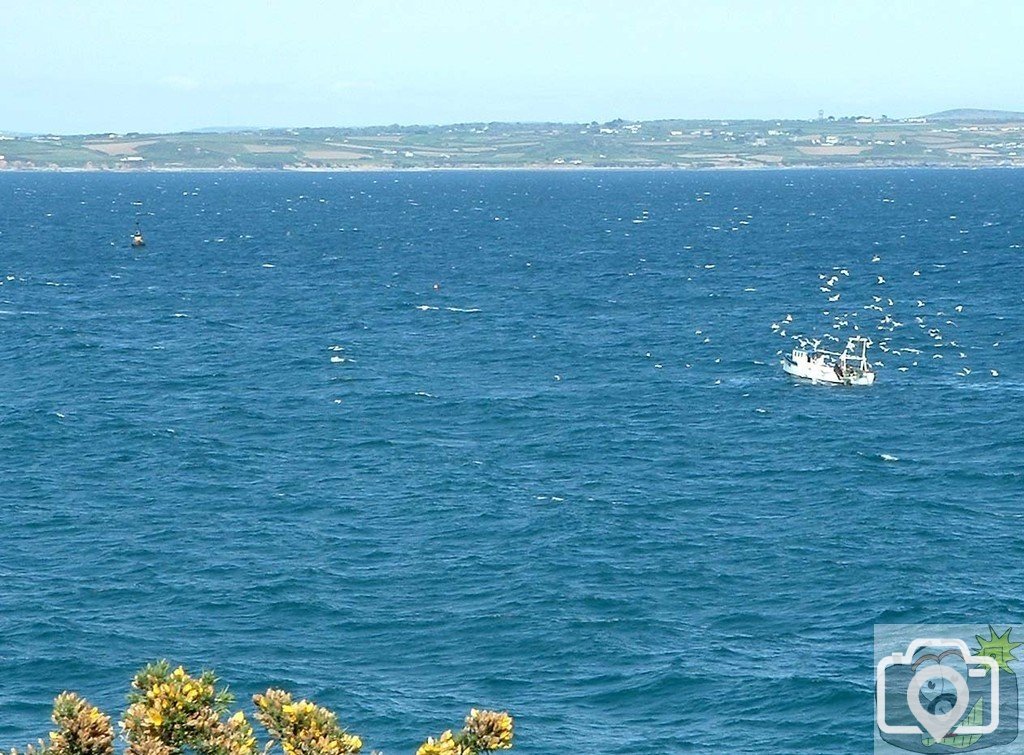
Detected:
[{"left": 1, "top": 169, "right": 1022, "bottom": 753}]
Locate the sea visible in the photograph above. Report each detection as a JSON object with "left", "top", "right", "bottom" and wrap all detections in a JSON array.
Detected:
[{"left": 0, "top": 169, "right": 1021, "bottom": 754}]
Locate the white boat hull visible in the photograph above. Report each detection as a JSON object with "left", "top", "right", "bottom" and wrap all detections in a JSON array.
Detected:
[{"left": 782, "top": 357, "right": 875, "bottom": 386}]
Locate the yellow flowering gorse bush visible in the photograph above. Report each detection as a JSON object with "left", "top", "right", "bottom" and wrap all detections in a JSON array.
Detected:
[
  {"left": 252, "top": 689, "right": 362, "bottom": 755},
  {"left": 8, "top": 661, "right": 513, "bottom": 755},
  {"left": 9, "top": 693, "right": 114, "bottom": 755},
  {"left": 462, "top": 710, "right": 513, "bottom": 752},
  {"left": 415, "top": 729, "right": 471, "bottom": 755},
  {"left": 416, "top": 708, "right": 514, "bottom": 755},
  {"left": 121, "top": 661, "right": 254, "bottom": 755}
]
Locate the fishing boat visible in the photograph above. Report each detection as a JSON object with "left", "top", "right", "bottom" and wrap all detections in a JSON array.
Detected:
[
  {"left": 131, "top": 225, "right": 146, "bottom": 248},
  {"left": 782, "top": 336, "right": 876, "bottom": 386}
]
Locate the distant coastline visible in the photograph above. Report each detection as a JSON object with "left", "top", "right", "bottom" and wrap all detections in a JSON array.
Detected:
[
  {"left": 3, "top": 113, "right": 1024, "bottom": 172},
  {"left": 5, "top": 163, "right": 1024, "bottom": 174}
]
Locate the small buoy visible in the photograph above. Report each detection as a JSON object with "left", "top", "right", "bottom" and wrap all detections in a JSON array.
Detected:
[{"left": 433, "top": 283, "right": 440, "bottom": 291}]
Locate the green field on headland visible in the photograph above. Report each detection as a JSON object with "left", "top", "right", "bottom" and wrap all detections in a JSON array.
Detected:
[{"left": 4, "top": 112, "right": 1024, "bottom": 170}]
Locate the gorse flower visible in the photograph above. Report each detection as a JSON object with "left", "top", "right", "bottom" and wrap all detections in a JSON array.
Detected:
[
  {"left": 7, "top": 662, "right": 512, "bottom": 755},
  {"left": 252, "top": 689, "right": 362, "bottom": 755}
]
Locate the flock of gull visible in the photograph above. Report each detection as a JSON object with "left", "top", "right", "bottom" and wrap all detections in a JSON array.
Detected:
[{"left": 772, "top": 253, "right": 998, "bottom": 380}]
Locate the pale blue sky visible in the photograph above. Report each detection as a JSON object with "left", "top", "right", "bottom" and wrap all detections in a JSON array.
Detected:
[{"left": 2, "top": 0, "right": 1022, "bottom": 133}]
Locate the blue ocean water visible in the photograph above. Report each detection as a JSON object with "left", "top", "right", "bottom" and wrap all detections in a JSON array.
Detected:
[{"left": 0, "top": 169, "right": 1021, "bottom": 753}]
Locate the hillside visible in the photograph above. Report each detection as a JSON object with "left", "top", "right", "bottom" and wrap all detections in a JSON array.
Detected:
[{"left": 923, "top": 108, "right": 1024, "bottom": 121}]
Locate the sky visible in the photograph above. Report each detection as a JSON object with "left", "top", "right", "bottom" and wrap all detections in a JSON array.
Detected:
[{"left": 2, "top": 0, "right": 1022, "bottom": 134}]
